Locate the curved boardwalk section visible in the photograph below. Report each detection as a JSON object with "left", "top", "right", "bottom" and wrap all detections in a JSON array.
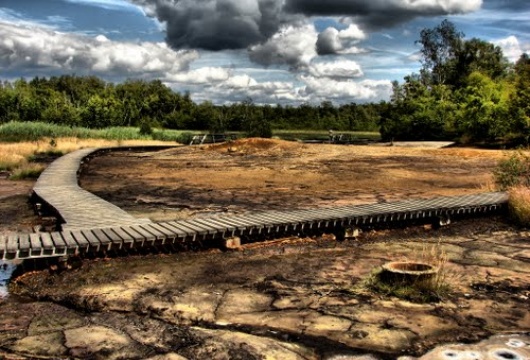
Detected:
[
  {"left": 32, "top": 148, "right": 151, "bottom": 231},
  {"left": 0, "top": 147, "right": 509, "bottom": 261}
]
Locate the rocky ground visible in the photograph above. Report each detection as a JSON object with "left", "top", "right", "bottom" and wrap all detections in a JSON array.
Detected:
[{"left": 0, "top": 139, "right": 529, "bottom": 359}]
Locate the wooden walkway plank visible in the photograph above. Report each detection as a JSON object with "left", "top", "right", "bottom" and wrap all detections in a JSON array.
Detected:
[
  {"left": 6, "top": 234, "right": 18, "bottom": 259},
  {"left": 70, "top": 230, "right": 90, "bottom": 251},
  {"left": 60, "top": 231, "right": 79, "bottom": 254}
]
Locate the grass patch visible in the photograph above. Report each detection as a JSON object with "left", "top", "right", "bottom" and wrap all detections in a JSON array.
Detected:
[
  {"left": 0, "top": 136, "right": 178, "bottom": 180},
  {"left": 365, "top": 243, "right": 450, "bottom": 303},
  {"left": 493, "top": 151, "right": 530, "bottom": 190},
  {"left": 507, "top": 186, "right": 530, "bottom": 226},
  {"left": 0, "top": 121, "right": 192, "bottom": 143},
  {"left": 9, "top": 164, "right": 46, "bottom": 180}
]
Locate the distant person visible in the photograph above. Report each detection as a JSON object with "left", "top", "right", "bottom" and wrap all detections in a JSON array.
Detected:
[{"left": 329, "top": 129, "right": 334, "bottom": 143}]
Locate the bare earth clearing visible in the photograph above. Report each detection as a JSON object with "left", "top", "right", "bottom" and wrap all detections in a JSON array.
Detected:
[{"left": 1, "top": 139, "right": 529, "bottom": 359}]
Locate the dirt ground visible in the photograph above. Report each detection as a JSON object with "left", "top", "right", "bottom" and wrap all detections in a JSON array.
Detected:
[
  {"left": 1, "top": 139, "right": 529, "bottom": 359},
  {"left": 80, "top": 139, "right": 503, "bottom": 220}
]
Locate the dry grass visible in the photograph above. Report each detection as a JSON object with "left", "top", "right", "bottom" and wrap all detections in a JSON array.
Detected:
[
  {"left": 0, "top": 138, "right": 174, "bottom": 178},
  {"left": 508, "top": 186, "right": 530, "bottom": 226}
]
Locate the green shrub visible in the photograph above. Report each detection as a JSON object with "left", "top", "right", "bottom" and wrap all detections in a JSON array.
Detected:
[
  {"left": 494, "top": 151, "right": 530, "bottom": 190},
  {"left": 9, "top": 164, "right": 45, "bottom": 180},
  {"left": 176, "top": 132, "right": 195, "bottom": 145}
]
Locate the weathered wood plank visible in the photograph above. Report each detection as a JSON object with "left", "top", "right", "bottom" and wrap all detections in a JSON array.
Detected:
[
  {"left": 40, "top": 233, "right": 54, "bottom": 250},
  {"left": 81, "top": 230, "right": 101, "bottom": 250},
  {"left": 113, "top": 227, "right": 135, "bottom": 243},
  {"left": 128, "top": 225, "right": 156, "bottom": 242},
  {"left": 91, "top": 229, "right": 112, "bottom": 245},
  {"left": 29, "top": 233, "right": 42, "bottom": 254},
  {"left": 70, "top": 230, "right": 90, "bottom": 250},
  {"left": 156, "top": 222, "right": 189, "bottom": 238},
  {"left": 6, "top": 234, "right": 18, "bottom": 259},
  {"left": 17, "top": 234, "right": 30, "bottom": 258},
  {"left": 0, "top": 235, "right": 6, "bottom": 260},
  {"left": 100, "top": 228, "right": 124, "bottom": 244},
  {"left": 50, "top": 232, "right": 67, "bottom": 249}
]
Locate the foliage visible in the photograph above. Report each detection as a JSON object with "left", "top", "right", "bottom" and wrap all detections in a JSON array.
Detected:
[
  {"left": 382, "top": 19, "right": 523, "bottom": 144},
  {"left": 0, "top": 121, "right": 187, "bottom": 142},
  {"left": 507, "top": 186, "right": 530, "bottom": 227},
  {"left": 0, "top": 75, "right": 383, "bottom": 137},
  {"left": 494, "top": 151, "right": 530, "bottom": 190},
  {"left": 9, "top": 164, "right": 45, "bottom": 180}
]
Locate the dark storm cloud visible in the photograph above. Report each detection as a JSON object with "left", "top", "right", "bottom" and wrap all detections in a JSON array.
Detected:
[
  {"left": 131, "top": 0, "right": 482, "bottom": 52},
  {"left": 285, "top": 0, "right": 483, "bottom": 30},
  {"left": 132, "top": 0, "right": 295, "bottom": 50}
]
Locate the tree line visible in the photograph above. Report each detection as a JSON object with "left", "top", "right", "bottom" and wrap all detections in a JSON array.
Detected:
[
  {"left": 380, "top": 20, "right": 530, "bottom": 145},
  {"left": 0, "top": 75, "right": 382, "bottom": 138},
  {"left": 1, "top": 20, "right": 528, "bottom": 144}
]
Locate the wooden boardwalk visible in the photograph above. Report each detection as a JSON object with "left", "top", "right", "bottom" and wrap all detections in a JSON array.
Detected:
[
  {"left": 32, "top": 148, "right": 152, "bottom": 231},
  {"left": 0, "top": 148, "right": 509, "bottom": 261}
]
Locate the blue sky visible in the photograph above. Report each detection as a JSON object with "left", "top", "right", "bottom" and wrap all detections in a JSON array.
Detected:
[{"left": 0, "top": 0, "right": 528, "bottom": 105}]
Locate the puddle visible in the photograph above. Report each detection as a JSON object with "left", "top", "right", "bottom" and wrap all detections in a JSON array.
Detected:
[{"left": 0, "top": 260, "right": 18, "bottom": 298}]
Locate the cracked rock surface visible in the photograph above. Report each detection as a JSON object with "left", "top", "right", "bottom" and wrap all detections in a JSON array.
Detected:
[{"left": 3, "top": 217, "right": 529, "bottom": 359}]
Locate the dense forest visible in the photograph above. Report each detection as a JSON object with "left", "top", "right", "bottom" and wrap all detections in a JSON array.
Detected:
[
  {"left": 0, "top": 75, "right": 382, "bottom": 138},
  {"left": 0, "top": 20, "right": 528, "bottom": 143},
  {"left": 381, "top": 20, "right": 530, "bottom": 145}
]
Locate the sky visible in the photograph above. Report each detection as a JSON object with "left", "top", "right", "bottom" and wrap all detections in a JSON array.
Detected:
[{"left": 0, "top": 0, "right": 529, "bottom": 105}]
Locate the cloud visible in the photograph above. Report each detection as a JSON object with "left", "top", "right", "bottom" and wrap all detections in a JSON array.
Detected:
[
  {"left": 0, "top": 21, "right": 198, "bottom": 78},
  {"left": 492, "top": 35, "right": 527, "bottom": 63},
  {"left": 166, "top": 67, "right": 231, "bottom": 84},
  {"left": 248, "top": 24, "right": 317, "bottom": 68},
  {"left": 190, "top": 74, "right": 302, "bottom": 104},
  {"left": 300, "top": 75, "right": 392, "bottom": 102},
  {"left": 316, "top": 24, "right": 365, "bottom": 54},
  {"left": 308, "top": 60, "right": 363, "bottom": 78},
  {"left": 132, "top": 0, "right": 482, "bottom": 51},
  {"left": 63, "top": 0, "right": 141, "bottom": 11},
  {"left": 285, "top": 0, "right": 483, "bottom": 29},
  {"left": 131, "top": 0, "right": 294, "bottom": 51}
]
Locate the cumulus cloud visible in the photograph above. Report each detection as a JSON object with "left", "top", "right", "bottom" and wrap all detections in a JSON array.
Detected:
[
  {"left": 166, "top": 67, "right": 231, "bottom": 84},
  {"left": 131, "top": 0, "right": 482, "bottom": 51},
  {"left": 190, "top": 74, "right": 303, "bottom": 104},
  {"left": 0, "top": 21, "right": 198, "bottom": 78},
  {"left": 131, "top": 0, "right": 294, "bottom": 51},
  {"left": 300, "top": 75, "right": 392, "bottom": 102},
  {"left": 248, "top": 24, "right": 318, "bottom": 68},
  {"left": 308, "top": 60, "right": 364, "bottom": 78},
  {"left": 493, "top": 35, "right": 527, "bottom": 63},
  {"left": 316, "top": 24, "right": 365, "bottom": 54}
]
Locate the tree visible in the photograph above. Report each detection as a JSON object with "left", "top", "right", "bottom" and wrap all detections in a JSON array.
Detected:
[
  {"left": 510, "top": 53, "right": 530, "bottom": 142},
  {"left": 416, "top": 19, "right": 464, "bottom": 85},
  {"left": 455, "top": 71, "right": 513, "bottom": 142}
]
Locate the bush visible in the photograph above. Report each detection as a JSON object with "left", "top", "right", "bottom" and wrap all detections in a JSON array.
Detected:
[
  {"left": 493, "top": 151, "right": 530, "bottom": 190},
  {"left": 9, "top": 164, "right": 45, "bottom": 180},
  {"left": 507, "top": 186, "right": 530, "bottom": 226},
  {"left": 176, "top": 132, "right": 195, "bottom": 145}
]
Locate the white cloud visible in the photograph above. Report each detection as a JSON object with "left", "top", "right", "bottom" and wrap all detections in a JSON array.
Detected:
[
  {"left": 63, "top": 0, "right": 141, "bottom": 11},
  {"left": 0, "top": 21, "right": 198, "bottom": 78},
  {"left": 316, "top": 24, "right": 366, "bottom": 55},
  {"left": 300, "top": 75, "right": 392, "bottom": 102},
  {"left": 166, "top": 67, "right": 231, "bottom": 84},
  {"left": 248, "top": 24, "right": 318, "bottom": 68},
  {"left": 308, "top": 60, "right": 364, "bottom": 78},
  {"left": 493, "top": 35, "right": 527, "bottom": 63}
]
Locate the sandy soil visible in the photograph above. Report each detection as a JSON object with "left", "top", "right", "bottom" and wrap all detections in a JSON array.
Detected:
[
  {"left": 1, "top": 139, "right": 529, "bottom": 360},
  {"left": 80, "top": 139, "right": 502, "bottom": 221}
]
